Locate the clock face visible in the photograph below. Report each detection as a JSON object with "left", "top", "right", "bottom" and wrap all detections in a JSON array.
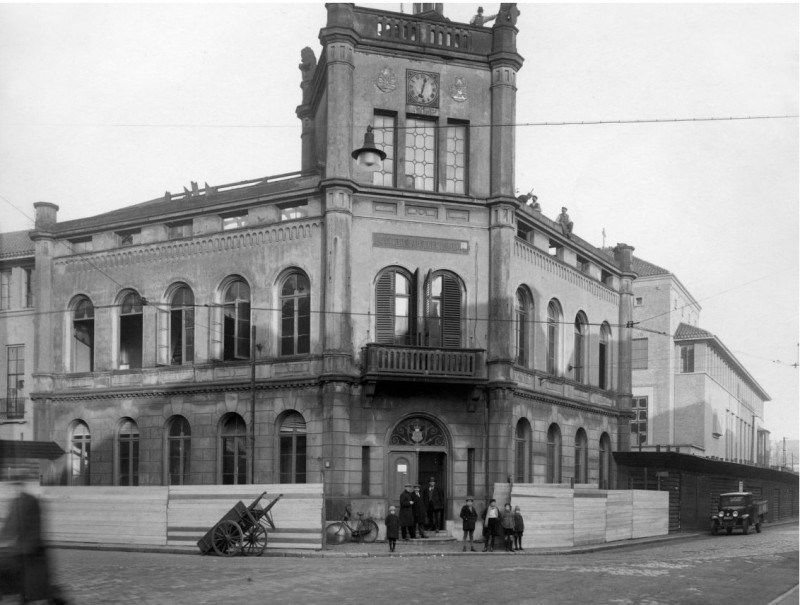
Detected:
[{"left": 406, "top": 70, "right": 439, "bottom": 107}]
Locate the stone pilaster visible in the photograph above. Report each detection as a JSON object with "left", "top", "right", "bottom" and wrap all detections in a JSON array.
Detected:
[
  {"left": 486, "top": 200, "right": 518, "bottom": 383},
  {"left": 614, "top": 243, "right": 636, "bottom": 453},
  {"left": 29, "top": 202, "right": 58, "bottom": 379}
]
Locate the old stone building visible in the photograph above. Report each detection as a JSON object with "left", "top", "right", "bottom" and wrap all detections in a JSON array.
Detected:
[{"left": 27, "top": 4, "right": 637, "bottom": 521}]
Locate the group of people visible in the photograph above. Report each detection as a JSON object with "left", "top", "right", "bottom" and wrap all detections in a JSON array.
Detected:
[{"left": 384, "top": 479, "right": 525, "bottom": 554}]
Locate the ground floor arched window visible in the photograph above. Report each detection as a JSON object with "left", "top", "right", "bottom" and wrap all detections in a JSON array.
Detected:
[
  {"left": 546, "top": 423, "right": 562, "bottom": 484},
  {"left": 279, "top": 411, "right": 307, "bottom": 484},
  {"left": 70, "top": 421, "right": 91, "bottom": 486},
  {"left": 220, "top": 413, "right": 247, "bottom": 485}
]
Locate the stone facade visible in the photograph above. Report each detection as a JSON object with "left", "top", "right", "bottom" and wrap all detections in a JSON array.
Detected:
[{"left": 25, "top": 4, "right": 636, "bottom": 521}]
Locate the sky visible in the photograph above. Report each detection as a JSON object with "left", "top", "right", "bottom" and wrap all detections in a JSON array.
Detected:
[{"left": 0, "top": 2, "right": 797, "bottom": 441}]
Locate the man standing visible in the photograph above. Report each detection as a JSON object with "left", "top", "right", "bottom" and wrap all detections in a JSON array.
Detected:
[
  {"left": 398, "top": 483, "right": 416, "bottom": 540},
  {"left": 423, "top": 476, "right": 445, "bottom": 532},
  {"left": 412, "top": 484, "right": 427, "bottom": 539}
]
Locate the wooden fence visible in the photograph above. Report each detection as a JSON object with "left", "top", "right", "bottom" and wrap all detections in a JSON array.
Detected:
[{"left": 0, "top": 483, "right": 323, "bottom": 551}]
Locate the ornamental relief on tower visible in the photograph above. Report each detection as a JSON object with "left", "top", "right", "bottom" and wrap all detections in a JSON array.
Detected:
[
  {"left": 449, "top": 76, "right": 467, "bottom": 102},
  {"left": 376, "top": 66, "right": 397, "bottom": 93}
]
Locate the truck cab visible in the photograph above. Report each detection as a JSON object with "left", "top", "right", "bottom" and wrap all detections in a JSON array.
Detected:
[{"left": 710, "top": 492, "right": 768, "bottom": 535}]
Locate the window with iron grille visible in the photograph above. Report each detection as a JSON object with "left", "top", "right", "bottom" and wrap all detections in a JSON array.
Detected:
[
  {"left": 372, "top": 113, "right": 396, "bottom": 187},
  {"left": 280, "top": 412, "right": 307, "bottom": 484},
  {"left": 630, "top": 396, "right": 648, "bottom": 447}
]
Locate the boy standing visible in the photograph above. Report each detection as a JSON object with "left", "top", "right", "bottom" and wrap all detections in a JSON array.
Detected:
[
  {"left": 385, "top": 506, "right": 400, "bottom": 552},
  {"left": 459, "top": 496, "right": 478, "bottom": 552}
]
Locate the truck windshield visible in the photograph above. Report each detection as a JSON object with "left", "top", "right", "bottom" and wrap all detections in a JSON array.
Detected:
[{"left": 720, "top": 496, "right": 746, "bottom": 507}]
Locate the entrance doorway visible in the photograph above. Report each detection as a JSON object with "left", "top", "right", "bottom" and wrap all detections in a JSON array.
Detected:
[{"left": 388, "top": 450, "right": 447, "bottom": 508}]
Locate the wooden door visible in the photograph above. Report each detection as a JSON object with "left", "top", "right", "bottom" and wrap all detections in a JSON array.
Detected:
[{"left": 388, "top": 452, "right": 417, "bottom": 508}]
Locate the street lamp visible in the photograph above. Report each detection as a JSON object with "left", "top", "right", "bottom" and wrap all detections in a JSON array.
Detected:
[{"left": 351, "top": 125, "right": 386, "bottom": 171}]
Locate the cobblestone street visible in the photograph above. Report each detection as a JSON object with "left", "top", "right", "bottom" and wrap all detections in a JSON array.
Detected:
[{"left": 17, "top": 522, "right": 796, "bottom": 605}]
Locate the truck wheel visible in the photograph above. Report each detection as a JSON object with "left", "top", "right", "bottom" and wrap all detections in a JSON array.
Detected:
[
  {"left": 742, "top": 520, "right": 750, "bottom": 535},
  {"left": 726, "top": 527, "right": 733, "bottom": 535}
]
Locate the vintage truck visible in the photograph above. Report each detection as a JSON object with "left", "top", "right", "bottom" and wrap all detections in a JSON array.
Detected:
[{"left": 710, "top": 491, "right": 768, "bottom": 535}]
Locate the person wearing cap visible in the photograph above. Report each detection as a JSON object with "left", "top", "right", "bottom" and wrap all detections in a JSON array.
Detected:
[
  {"left": 422, "top": 476, "right": 445, "bottom": 532},
  {"left": 412, "top": 485, "right": 427, "bottom": 538},
  {"left": 398, "top": 484, "right": 416, "bottom": 540},
  {"left": 501, "top": 502, "right": 516, "bottom": 552},
  {"left": 513, "top": 505, "right": 525, "bottom": 551},
  {"left": 481, "top": 498, "right": 500, "bottom": 552},
  {"left": 385, "top": 505, "right": 400, "bottom": 552},
  {"left": 459, "top": 496, "right": 478, "bottom": 552}
]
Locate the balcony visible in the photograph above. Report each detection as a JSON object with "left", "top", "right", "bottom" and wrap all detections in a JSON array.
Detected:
[
  {"left": 361, "top": 343, "right": 486, "bottom": 384},
  {"left": 0, "top": 397, "right": 26, "bottom": 421}
]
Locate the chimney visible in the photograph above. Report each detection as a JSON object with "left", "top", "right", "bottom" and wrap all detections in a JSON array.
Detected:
[
  {"left": 33, "top": 201, "right": 59, "bottom": 231},
  {"left": 412, "top": 3, "right": 444, "bottom": 17}
]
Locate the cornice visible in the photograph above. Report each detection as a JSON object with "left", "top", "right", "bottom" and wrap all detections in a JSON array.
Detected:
[{"left": 514, "top": 388, "right": 623, "bottom": 418}]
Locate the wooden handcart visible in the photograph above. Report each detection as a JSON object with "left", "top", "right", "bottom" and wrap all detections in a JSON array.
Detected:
[{"left": 197, "top": 491, "right": 283, "bottom": 556}]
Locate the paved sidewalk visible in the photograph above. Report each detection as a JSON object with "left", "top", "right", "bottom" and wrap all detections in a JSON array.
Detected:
[{"left": 48, "top": 517, "right": 797, "bottom": 559}]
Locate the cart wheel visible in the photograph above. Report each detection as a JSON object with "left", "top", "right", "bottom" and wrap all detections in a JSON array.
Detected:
[
  {"left": 212, "top": 520, "right": 243, "bottom": 556},
  {"left": 243, "top": 524, "right": 268, "bottom": 556},
  {"left": 362, "top": 519, "right": 379, "bottom": 543},
  {"left": 325, "top": 522, "right": 350, "bottom": 545}
]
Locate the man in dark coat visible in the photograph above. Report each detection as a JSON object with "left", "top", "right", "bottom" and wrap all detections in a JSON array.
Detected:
[
  {"left": 422, "top": 476, "right": 445, "bottom": 532},
  {"left": 459, "top": 496, "right": 478, "bottom": 552},
  {"left": 411, "top": 485, "right": 427, "bottom": 538},
  {"left": 398, "top": 484, "right": 416, "bottom": 540},
  {"left": 0, "top": 480, "right": 54, "bottom": 603}
]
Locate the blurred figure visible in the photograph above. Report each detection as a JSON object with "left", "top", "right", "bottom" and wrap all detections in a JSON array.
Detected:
[{"left": 0, "top": 478, "right": 64, "bottom": 604}]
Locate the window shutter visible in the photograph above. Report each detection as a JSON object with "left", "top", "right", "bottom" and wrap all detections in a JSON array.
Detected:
[
  {"left": 209, "top": 305, "right": 223, "bottom": 361},
  {"left": 410, "top": 269, "right": 419, "bottom": 345},
  {"left": 442, "top": 274, "right": 462, "bottom": 348},
  {"left": 375, "top": 271, "right": 395, "bottom": 344},
  {"left": 422, "top": 270, "right": 432, "bottom": 346},
  {"left": 156, "top": 308, "right": 169, "bottom": 365}
]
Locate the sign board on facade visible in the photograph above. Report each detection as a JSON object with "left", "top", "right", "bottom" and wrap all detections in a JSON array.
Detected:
[{"left": 373, "top": 233, "right": 469, "bottom": 255}]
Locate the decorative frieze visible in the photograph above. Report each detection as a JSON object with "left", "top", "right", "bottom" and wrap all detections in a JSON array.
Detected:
[
  {"left": 514, "top": 239, "right": 619, "bottom": 305},
  {"left": 55, "top": 220, "right": 321, "bottom": 273}
]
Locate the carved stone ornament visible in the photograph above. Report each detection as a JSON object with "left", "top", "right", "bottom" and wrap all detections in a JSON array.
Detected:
[
  {"left": 389, "top": 417, "right": 446, "bottom": 446},
  {"left": 376, "top": 67, "right": 397, "bottom": 93},
  {"left": 450, "top": 76, "right": 467, "bottom": 102}
]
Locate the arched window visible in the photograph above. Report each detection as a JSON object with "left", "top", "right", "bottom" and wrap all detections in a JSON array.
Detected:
[
  {"left": 599, "top": 432, "right": 612, "bottom": 489},
  {"left": 170, "top": 286, "right": 194, "bottom": 365},
  {"left": 515, "top": 289, "right": 531, "bottom": 366},
  {"left": 220, "top": 414, "right": 247, "bottom": 485},
  {"left": 546, "top": 423, "right": 562, "bottom": 484},
  {"left": 118, "top": 418, "right": 139, "bottom": 486},
  {"left": 70, "top": 421, "right": 91, "bottom": 486},
  {"left": 167, "top": 416, "right": 191, "bottom": 485},
  {"left": 599, "top": 323, "right": 611, "bottom": 390},
  {"left": 375, "top": 268, "right": 413, "bottom": 345},
  {"left": 72, "top": 297, "right": 94, "bottom": 372},
  {"left": 426, "top": 272, "right": 462, "bottom": 348},
  {"left": 119, "top": 291, "right": 143, "bottom": 369},
  {"left": 573, "top": 313, "right": 587, "bottom": 383},
  {"left": 575, "top": 428, "right": 588, "bottom": 484},
  {"left": 223, "top": 280, "right": 250, "bottom": 360},
  {"left": 515, "top": 418, "right": 532, "bottom": 483},
  {"left": 547, "top": 300, "right": 561, "bottom": 375},
  {"left": 279, "top": 412, "right": 307, "bottom": 484},
  {"left": 280, "top": 271, "right": 310, "bottom": 356}
]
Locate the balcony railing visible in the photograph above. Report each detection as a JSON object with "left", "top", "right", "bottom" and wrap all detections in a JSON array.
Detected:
[
  {"left": 0, "top": 397, "right": 25, "bottom": 420},
  {"left": 362, "top": 343, "right": 486, "bottom": 382}
]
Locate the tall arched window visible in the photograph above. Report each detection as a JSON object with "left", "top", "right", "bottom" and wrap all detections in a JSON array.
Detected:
[
  {"left": 546, "top": 423, "right": 562, "bottom": 484},
  {"left": 599, "top": 432, "right": 612, "bottom": 489},
  {"left": 375, "top": 268, "right": 413, "bottom": 345},
  {"left": 279, "top": 412, "right": 307, "bottom": 484},
  {"left": 280, "top": 272, "right": 310, "bottom": 356},
  {"left": 547, "top": 300, "right": 561, "bottom": 375},
  {"left": 427, "top": 272, "right": 462, "bottom": 348},
  {"left": 119, "top": 291, "right": 143, "bottom": 369},
  {"left": 573, "top": 313, "right": 587, "bottom": 383},
  {"left": 167, "top": 416, "right": 191, "bottom": 485},
  {"left": 515, "top": 418, "right": 532, "bottom": 483},
  {"left": 574, "top": 428, "right": 588, "bottom": 484},
  {"left": 170, "top": 286, "right": 194, "bottom": 365},
  {"left": 223, "top": 280, "right": 250, "bottom": 360},
  {"left": 599, "top": 323, "right": 611, "bottom": 390},
  {"left": 70, "top": 421, "right": 91, "bottom": 486},
  {"left": 118, "top": 418, "right": 139, "bottom": 486},
  {"left": 72, "top": 297, "right": 94, "bottom": 372},
  {"left": 515, "top": 289, "right": 531, "bottom": 366},
  {"left": 220, "top": 413, "right": 247, "bottom": 485}
]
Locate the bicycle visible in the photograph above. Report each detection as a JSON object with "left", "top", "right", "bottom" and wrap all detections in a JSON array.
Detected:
[{"left": 325, "top": 504, "right": 380, "bottom": 544}]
